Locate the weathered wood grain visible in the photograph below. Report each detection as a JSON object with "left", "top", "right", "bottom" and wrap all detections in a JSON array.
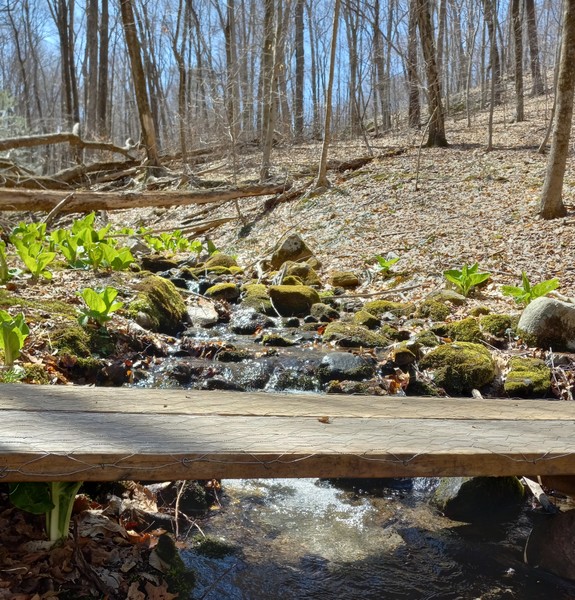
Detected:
[{"left": 0, "top": 384, "right": 573, "bottom": 482}]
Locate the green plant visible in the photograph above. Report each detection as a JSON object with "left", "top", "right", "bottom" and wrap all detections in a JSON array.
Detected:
[
  {"left": 99, "top": 244, "right": 134, "bottom": 270},
  {"left": 78, "top": 286, "right": 124, "bottom": 327},
  {"left": 9, "top": 482, "right": 83, "bottom": 544},
  {"left": 374, "top": 255, "right": 399, "bottom": 273},
  {"left": 502, "top": 271, "right": 559, "bottom": 306},
  {"left": 444, "top": 263, "right": 491, "bottom": 297},
  {"left": 144, "top": 230, "right": 203, "bottom": 254},
  {"left": 0, "top": 310, "right": 29, "bottom": 366},
  {"left": 11, "top": 221, "right": 47, "bottom": 243},
  {"left": 12, "top": 239, "right": 56, "bottom": 280},
  {"left": 0, "top": 241, "right": 11, "bottom": 283}
]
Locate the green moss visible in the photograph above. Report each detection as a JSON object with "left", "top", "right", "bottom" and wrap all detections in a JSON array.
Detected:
[
  {"left": 310, "top": 303, "right": 340, "bottom": 322},
  {"left": 416, "top": 299, "right": 451, "bottom": 321},
  {"left": 352, "top": 310, "right": 380, "bottom": 329},
  {"left": 285, "top": 262, "right": 321, "bottom": 287},
  {"left": 261, "top": 333, "right": 296, "bottom": 346},
  {"left": 362, "top": 300, "right": 415, "bottom": 318},
  {"left": 419, "top": 342, "right": 496, "bottom": 394},
  {"left": 504, "top": 357, "right": 551, "bottom": 398},
  {"left": 189, "top": 265, "right": 233, "bottom": 277},
  {"left": 479, "top": 314, "right": 516, "bottom": 338},
  {"left": 470, "top": 306, "right": 490, "bottom": 317},
  {"left": 268, "top": 285, "right": 321, "bottom": 317},
  {"left": 281, "top": 275, "right": 304, "bottom": 286},
  {"left": 0, "top": 363, "right": 52, "bottom": 384},
  {"left": 322, "top": 322, "right": 390, "bottom": 348},
  {"left": 194, "top": 536, "right": 237, "bottom": 558},
  {"left": 128, "top": 275, "right": 187, "bottom": 334},
  {"left": 329, "top": 271, "right": 360, "bottom": 288},
  {"left": 379, "top": 323, "right": 409, "bottom": 341},
  {"left": 204, "top": 282, "right": 240, "bottom": 302},
  {"left": 449, "top": 317, "right": 483, "bottom": 343},
  {"left": 203, "top": 253, "right": 238, "bottom": 269},
  {"left": 415, "top": 330, "right": 440, "bottom": 347},
  {"left": 240, "top": 284, "right": 274, "bottom": 315}
]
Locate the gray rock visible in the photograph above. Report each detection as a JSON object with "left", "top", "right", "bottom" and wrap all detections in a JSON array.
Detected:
[
  {"left": 433, "top": 476, "right": 525, "bottom": 523},
  {"left": 317, "top": 351, "right": 375, "bottom": 383},
  {"left": 230, "top": 308, "right": 275, "bottom": 334},
  {"left": 187, "top": 303, "right": 219, "bottom": 328},
  {"left": 270, "top": 234, "right": 314, "bottom": 269},
  {"left": 518, "top": 297, "right": 575, "bottom": 351}
]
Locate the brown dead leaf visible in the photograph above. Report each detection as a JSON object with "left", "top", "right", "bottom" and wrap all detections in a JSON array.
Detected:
[
  {"left": 144, "top": 580, "right": 178, "bottom": 600},
  {"left": 127, "top": 581, "right": 146, "bottom": 600}
]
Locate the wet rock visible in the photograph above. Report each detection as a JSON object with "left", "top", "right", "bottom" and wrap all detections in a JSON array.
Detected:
[
  {"left": 268, "top": 285, "right": 321, "bottom": 317},
  {"left": 270, "top": 234, "right": 315, "bottom": 269},
  {"left": 433, "top": 477, "right": 525, "bottom": 523},
  {"left": 283, "top": 317, "right": 300, "bottom": 328},
  {"left": 352, "top": 310, "right": 380, "bottom": 329},
  {"left": 322, "top": 322, "right": 390, "bottom": 348},
  {"left": 261, "top": 333, "right": 297, "bottom": 347},
  {"left": 141, "top": 255, "right": 179, "bottom": 272},
  {"left": 240, "top": 283, "right": 274, "bottom": 315},
  {"left": 329, "top": 271, "right": 360, "bottom": 288},
  {"left": 525, "top": 509, "right": 575, "bottom": 580},
  {"left": 205, "top": 282, "right": 241, "bottom": 302},
  {"left": 504, "top": 357, "right": 551, "bottom": 398},
  {"left": 230, "top": 308, "right": 275, "bottom": 334},
  {"left": 187, "top": 302, "right": 219, "bottom": 328},
  {"left": 202, "top": 378, "right": 246, "bottom": 391},
  {"left": 390, "top": 341, "right": 420, "bottom": 366},
  {"left": 518, "top": 297, "right": 575, "bottom": 351},
  {"left": 326, "top": 380, "right": 388, "bottom": 395},
  {"left": 418, "top": 342, "right": 496, "bottom": 395},
  {"left": 310, "top": 302, "right": 340, "bottom": 322},
  {"left": 129, "top": 275, "right": 188, "bottom": 335},
  {"left": 317, "top": 351, "right": 375, "bottom": 383}
]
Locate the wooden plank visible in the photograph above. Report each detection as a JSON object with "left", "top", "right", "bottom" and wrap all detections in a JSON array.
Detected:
[
  {"left": 0, "top": 384, "right": 572, "bottom": 420},
  {"left": 0, "top": 384, "right": 574, "bottom": 482}
]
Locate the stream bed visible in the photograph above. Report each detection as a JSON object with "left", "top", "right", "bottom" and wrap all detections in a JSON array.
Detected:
[{"left": 183, "top": 477, "right": 575, "bottom": 600}]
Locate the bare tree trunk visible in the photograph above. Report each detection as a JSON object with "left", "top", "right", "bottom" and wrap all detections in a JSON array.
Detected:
[
  {"left": 525, "top": 0, "right": 545, "bottom": 96},
  {"left": 315, "top": 0, "right": 341, "bottom": 189},
  {"left": 539, "top": 0, "right": 575, "bottom": 220},
  {"left": 416, "top": 0, "right": 448, "bottom": 147},
  {"left": 482, "top": 0, "right": 501, "bottom": 105},
  {"left": 294, "top": 0, "right": 305, "bottom": 138},
  {"left": 84, "top": 0, "right": 99, "bottom": 137},
  {"left": 407, "top": 0, "right": 420, "bottom": 128},
  {"left": 119, "top": 0, "right": 161, "bottom": 168},
  {"left": 97, "top": 0, "right": 109, "bottom": 138},
  {"left": 512, "top": 0, "right": 525, "bottom": 122}
]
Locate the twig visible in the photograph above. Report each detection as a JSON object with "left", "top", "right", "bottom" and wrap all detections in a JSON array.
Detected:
[
  {"left": 42, "top": 193, "right": 75, "bottom": 228},
  {"left": 522, "top": 477, "right": 560, "bottom": 513},
  {"left": 173, "top": 480, "right": 186, "bottom": 539}
]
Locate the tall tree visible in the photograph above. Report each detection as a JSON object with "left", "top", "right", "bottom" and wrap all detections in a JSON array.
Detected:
[
  {"left": 416, "top": 0, "right": 448, "bottom": 146},
  {"left": 525, "top": 0, "right": 545, "bottom": 96},
  {"left": 407, "top": 0, "right": 420, "bottom": 128},
  {"left": 119, "top": 0, "right": 160, "bottom": 168},
  {"left": 97, "top": 0, "right": 109, "bottom": 137},
  {"left": 481, "top": 0, "right": 501, "bottom": 105},
  {"left": 512, "top": 0, "right": 524, "bottom": 122},
  {"left": 539, "top": 0, "right": 575, "bottom": 220},
  {"left": 294, "top": 0, "right": 305, "bottom": 138}
]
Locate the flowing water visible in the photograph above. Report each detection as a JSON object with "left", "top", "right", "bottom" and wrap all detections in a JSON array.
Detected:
[{"left": 183, "top": 478, "right": 575, "bottom": 600}]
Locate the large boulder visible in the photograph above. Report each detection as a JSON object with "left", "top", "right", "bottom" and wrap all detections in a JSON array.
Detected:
[
  {"left": 518, "top": 297, "right": 575, "bottom": 351},
  {"left": 418, "top": 342, "right": 496, "bottom": 394},
  {"left": 270, "top": 234, "right": 315, "bottom": 269},
  {"left": 433, "top": 477, "right": 525, "bottom": 522}
]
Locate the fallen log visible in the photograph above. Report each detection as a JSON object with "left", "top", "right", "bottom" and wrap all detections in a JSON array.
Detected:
[{"left": 0, "top": 180, "right": 292, "bottom": 213}]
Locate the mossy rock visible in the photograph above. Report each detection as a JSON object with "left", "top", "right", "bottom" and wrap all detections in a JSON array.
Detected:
[
  {"left": 262, "top": 333, "right": 297, "bottom": 347},
  {"left": 205, "top": 282, "right": 241, "bottom": 302},
  {"left": 415, "top": 330, "right": 440, "bottom": 347},
  {"left": 281, "top": 275, "right": 304, "bottom": 286},
  {"left": 330, "top": 271, "right": 360, "bottom": 288},
  {"left": 310, "top": 303, "right": 340, "bottom": 322},
  {"left": 504, "top": 357, "right": 551, "bottom": 398},
  {"left": 480, "top": 314, "right": 516, "bottom": 338},
  {"left": 140, "top": 255, "right": 179, "bottom": 273},
  {"left": 285, "top": 262, "right": 321, "bottom": 287},
  {"left": 362, "top": 300, "right": 415, "bottom": 318},
  {"left": 433, "top": 477, "right": 525, "bottom": 523},
  {"left": 416, "top": 299, "right": 451, "bottom": 321},
  {"left": 379, "top": 323, "right": 410, "bottom": 342},
  {"left": 194, "top": 536, "right": 237, "bottom": 558},
  {"left": 352, "top": 310, "right": 380, "bottom": 329},
  {"left": 419, "top": 342, "right": 496, "bottom": 394},
  {"left": 268, "top": 285, "right": 320, "bottom": 317},
  {"left": 270, "top": 234, "right": 314, "bottom": 269},
  {"left": 322, "top": 322, "right": 390, "bottom": 348},
  {"left": 189, "top": 265, "right": 234, "bottom": 277},
  {"left": 51, "top": 322, "right": 116, "bottom": 358},
  {"left": 129, "top": 275, "right": 187, "bottom": 335},
  {"left": 390, "top": 343, "right": 418, "bottom": 366},
  {"left": 448, "top": 317, "right": 483, "bottom": 343},
  {"left": 427, "top": 289, "right": 467, "bottom": 306},
  {"left": 240, "top": 284, "right": 274, "bottom": 315},
  {"left": 203, "top": 253, "right": 238, "bottom": 269},
  {"left": 470, "top": 306, "right": 491, "bottom": 317}
]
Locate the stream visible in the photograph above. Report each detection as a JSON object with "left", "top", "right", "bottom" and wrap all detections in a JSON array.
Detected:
[{"left": 183, "top": 477, "right": 575, "bottom": 600}]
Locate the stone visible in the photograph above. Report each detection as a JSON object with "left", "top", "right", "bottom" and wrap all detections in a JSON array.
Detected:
[
  {"left": 317, "top": 351, "right": 375, "bottom": 383},
  {"left": 418, "top": 342, "right": 496, "bottom": 394},
  {"left": 504, "top": 357, "right": 551, "bottom": 398},
  {"left": 330, "top": 271, "right": 360, "bottom": 288},
  {"left": 352, "top": 310, "right": 380, "bottom": 329},
  {"left": 285, "top": 262, "right": 321, "bottom": 287},
  {"left": 448, "top": 317, "right": 483, "bottom": 343},
  {"left": 362, "top": 300, "right": 415, "bottom": 318},
  {"left": 261, "top": 333, "right": 297, "bottom": 347},
  {"left": 268, "top": 285, "right": 320, "bottom": 317},
  {"left": 525, "top": 509, "right": 575, "bottom": 580},
  {"left": 433, "top": 476, "right": 525, "bottom": 523},
  {"left": 322, "top": 322, "right": 390, "bottom": 348},
  {"left": 187, "top": 301, "right": 219, "bottom": 328},
  {"left": 230, "top": 308, "right": 275, "bottom": 334},
  {"left": 416, "top": 299, "right": 452, "bottom": 321},
  {"left": 203, "top": 253, "right": 238, "bottom": 269},
  {"left": 240, "top": 283, "right": 274, "bottom": 315},
  {"left": 140, "top": 255, "right": 179, "bottom": 273},
  {"left": 479, "top": 314, "right": 515, "bottom": 340},
  {"left": 310, "top": 302, "right": 340, "bottom": 322},
  {"left": 427, "top": 289, "right": 467, "bottom": 306},
  {"left": 270, "top": 234, "right": 314, "bottom": 269},
  {"left": 518, "top": 297, "right": 575, "bottom": 351},
  {"left": 204, "top": 282, "right": 241, "bottom": 302}
]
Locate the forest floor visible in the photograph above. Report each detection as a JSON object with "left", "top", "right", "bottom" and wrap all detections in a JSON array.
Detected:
[{"left": 104, "top": 90, "right": 574, "bottom": 316}]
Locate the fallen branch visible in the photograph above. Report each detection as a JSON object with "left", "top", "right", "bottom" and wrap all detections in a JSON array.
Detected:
[{"left": 0, "top": 180, "right": 293, "bottom": 213}]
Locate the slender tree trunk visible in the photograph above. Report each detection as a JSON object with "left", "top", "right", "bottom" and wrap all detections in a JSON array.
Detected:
[
  {"left": 512, "top": 0, "right": 525, "bottom": 122},
  {"left": 97, "top": 0, "right": 109, "bottom": 137},
  {"left": 84, "top": 0, "right": 99, "bottom": 137},
  {"left": 407, "top": 0, "right": 420, "bottom": 128},
  {"left": 119, "top": 0, "right": 161, "bottom": 168},
  {"left": 482, "top": 0, "right": 501, "bottom": 105},
  {"left": 315, "top": 0, "right": 341, "bottom": 189},
  {"left": 416, "top": 0, "right": 448, "bottom": 146},
  {"left": 539, "top": 0, "right": 575, "bottom": 220},
  {"left": 294, "top": 0, "right": 305, "bottom": 138},
  {"left": 525, "top": 0, "right": 545, "bottom": 96}
]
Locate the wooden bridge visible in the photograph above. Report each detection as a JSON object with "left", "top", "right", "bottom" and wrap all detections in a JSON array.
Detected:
[{"left": 0, "top": 383, "right": 574, "bottom": 482}]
